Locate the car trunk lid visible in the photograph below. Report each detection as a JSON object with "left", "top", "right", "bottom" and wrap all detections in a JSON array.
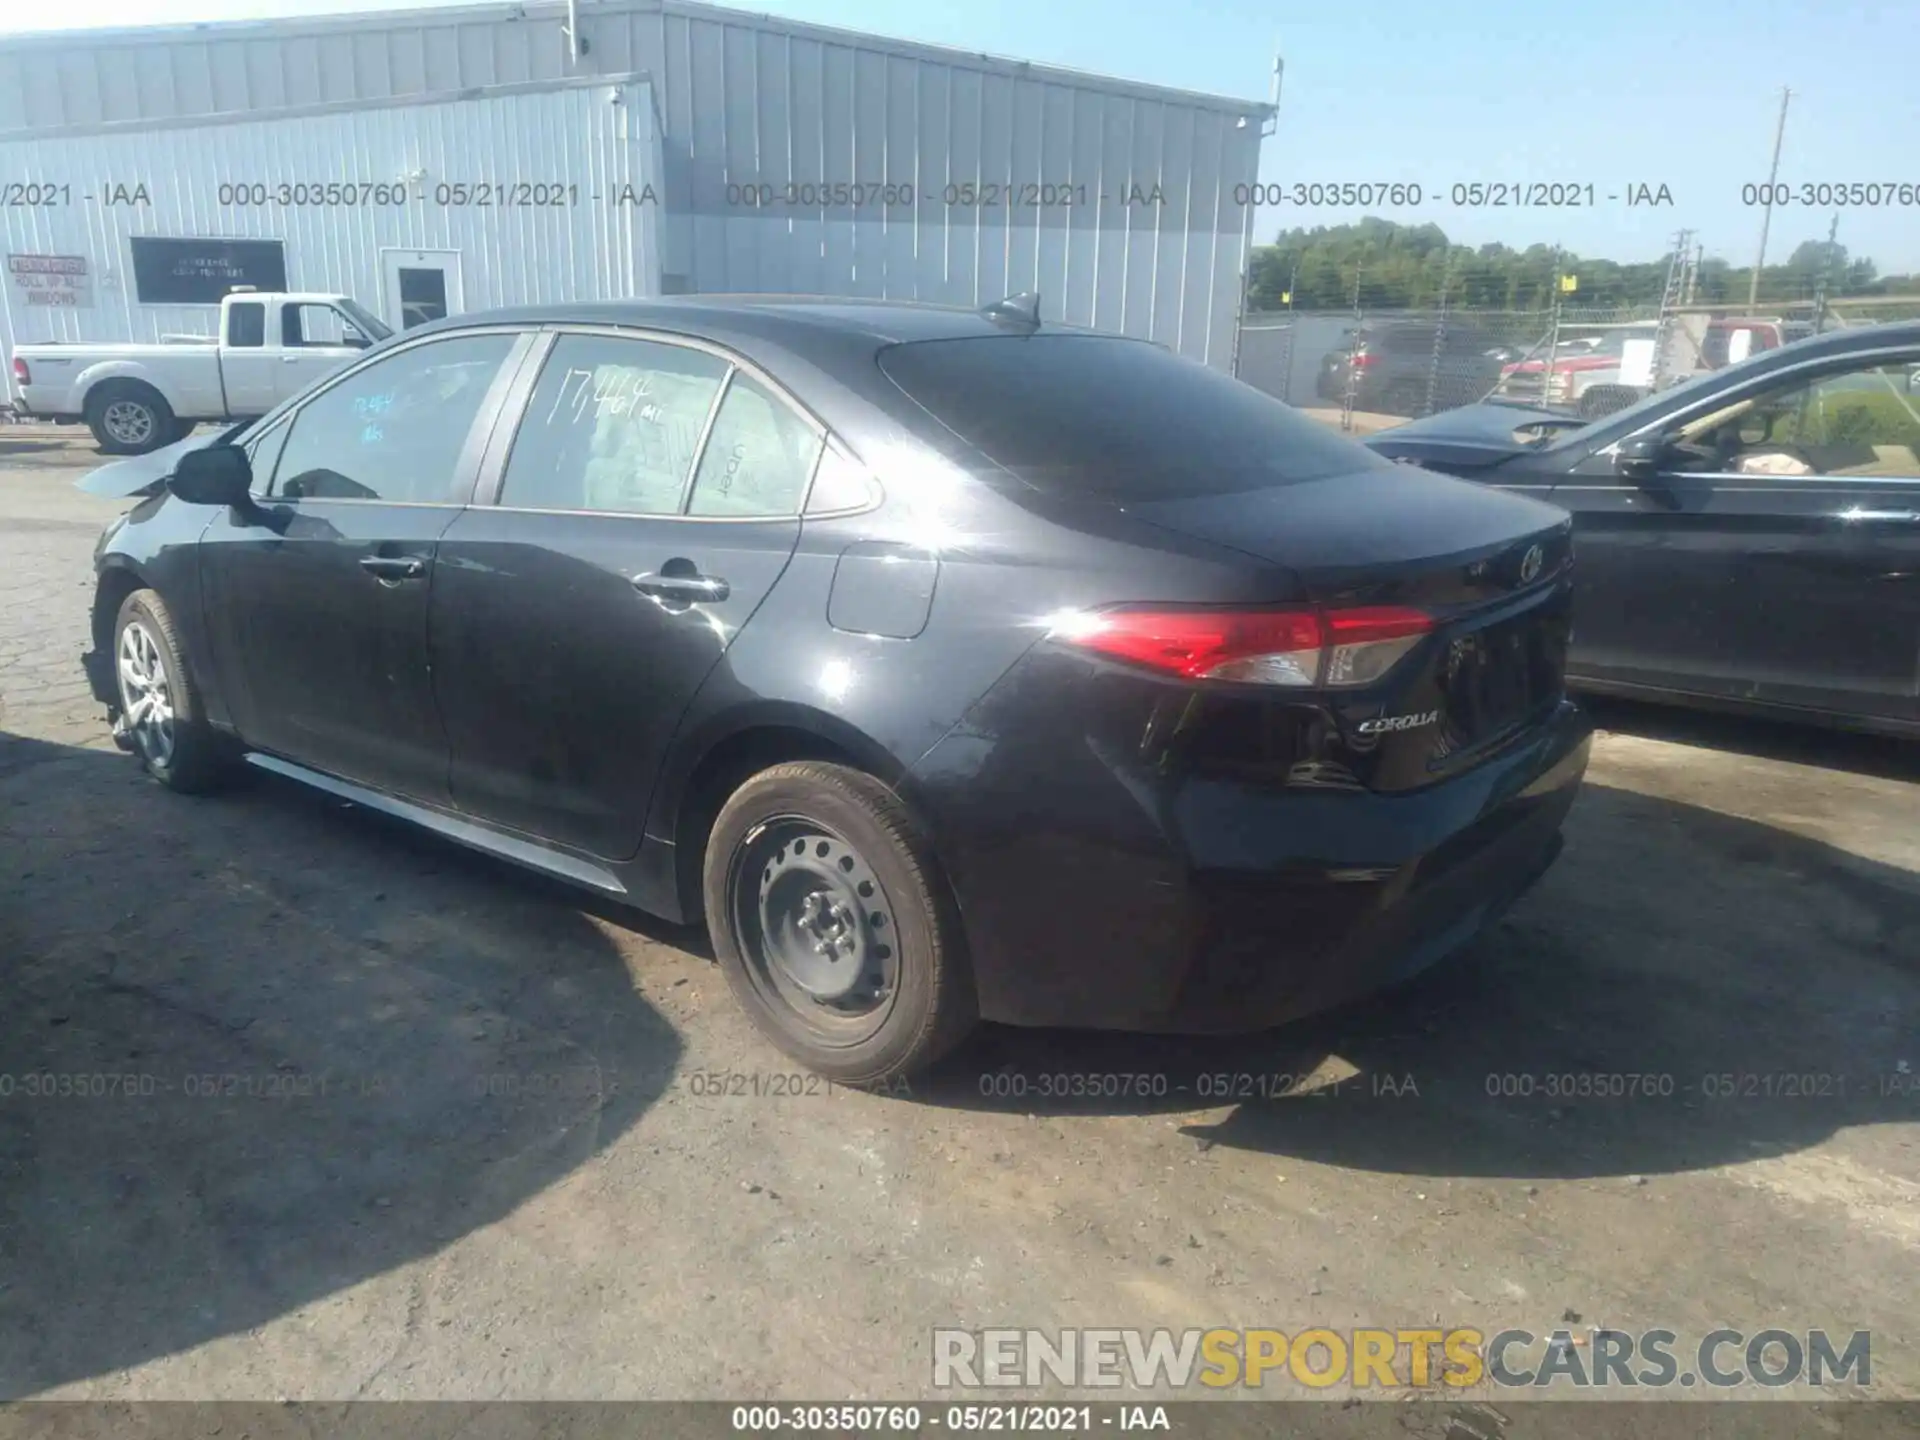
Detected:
[{"left": 1119, "top": 468, "right": 1575, "bottom": 785}]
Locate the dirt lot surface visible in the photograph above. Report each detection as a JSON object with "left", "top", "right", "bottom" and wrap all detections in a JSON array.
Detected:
[{"left": 2, "top": 429, "right": 1916, "bottom": 1406}]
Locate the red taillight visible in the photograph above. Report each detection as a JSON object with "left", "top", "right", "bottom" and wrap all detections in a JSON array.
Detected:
[
  {"left": 1349, "top": 351, "right": 1378, "bottom": 370},
  {"left": 9, "top": 356, "right": 26, "bottom": 386},
  {"left": 1053, "top": 606, "right": 1433, "bottom": 688}
]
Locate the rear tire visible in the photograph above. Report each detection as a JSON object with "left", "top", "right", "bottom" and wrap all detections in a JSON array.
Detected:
[
  {"left": 87, "top": 383, "right": 175, "bottom": 455},
  {"left": 703, "top": 762, "right": 977, "bottom": 1084},
  {"left": 111, "top": 588, "right": 234, "bottom": 793}
]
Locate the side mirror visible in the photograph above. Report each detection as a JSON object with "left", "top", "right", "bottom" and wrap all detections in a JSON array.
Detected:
[
  {"left": 1612, "top": 433, "right": 1667, "bottom": 483},
  {"left": 168, "top": 444, "right": 254, "bottom": 508}
]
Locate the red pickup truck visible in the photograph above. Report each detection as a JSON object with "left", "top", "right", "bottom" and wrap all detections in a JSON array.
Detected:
[{"left": 1497, "top": 317, "right": 1815, "bottom": 417}]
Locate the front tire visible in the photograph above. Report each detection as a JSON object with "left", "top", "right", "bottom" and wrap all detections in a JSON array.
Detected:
[
  {"left": 703, "top": 762, "right": 977, "bottom": 1084},
  {"left": 112, "top": 589, "right": 233, "bottom": 793},
  {"left": 87, "top": 382, "right": 175, "bottom": 455}
]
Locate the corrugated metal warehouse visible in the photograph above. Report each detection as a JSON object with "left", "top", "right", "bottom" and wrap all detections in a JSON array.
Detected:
[{"left": 0, "top": 0, "right": 1270, "bottom": 371}]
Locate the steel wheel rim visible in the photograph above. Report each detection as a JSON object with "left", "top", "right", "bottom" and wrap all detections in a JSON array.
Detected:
[
  {"left": 103, "top": 400, "right": 155, "bottom": 446},
  {"left": 116, "top": 620, "right": 176, "bottom": 768},
  {"left": 730, "top": 816, "right": 900, "bottom": 1046}
]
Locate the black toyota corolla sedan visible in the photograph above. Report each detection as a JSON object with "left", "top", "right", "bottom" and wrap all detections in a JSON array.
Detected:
[
  {"left": 78, "top": 295, "right": 1591, "bottom": 1082},
  {"left": 1365, "top": 321, "right": 1920, "bottom": 738}
]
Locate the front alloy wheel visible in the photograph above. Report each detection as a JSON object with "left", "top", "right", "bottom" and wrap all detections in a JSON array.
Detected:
[
  {"left": 117, "top": 618, "right": 176, "bottom": 770},
  {"left": 109, "top": 587, "right": 233, "bottom": 793}
]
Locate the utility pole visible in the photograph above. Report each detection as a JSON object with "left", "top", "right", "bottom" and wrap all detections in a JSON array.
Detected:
[
  {"left": 1341, "top": 258, "right": 1364, "bottom": 432},
  {"left": 1542, "top": 245, "right": 1563, "bottom": 405},
  {"left": 1748, "top": 87, "right": 1792, "bottom": 311},
  {"left": 1229, "top": 50, "right": 1283, "bottom": 380},
  {"left": 1425, "top": 250, "right": 1462, "bottom": 417},
  {"left": 1811, "top": 212, "right": 1841, "bottom": 332},
  {"left": 1651, "top": 228, "right": 1694, "bottom": 391}
]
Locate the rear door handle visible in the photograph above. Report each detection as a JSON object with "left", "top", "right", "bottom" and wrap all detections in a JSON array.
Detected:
[
  {"left": 359, "top": 555, "right": 428, "bottom": 581},
  {"left": 632, "top": 571, "right": 730, "bottom": 603}
]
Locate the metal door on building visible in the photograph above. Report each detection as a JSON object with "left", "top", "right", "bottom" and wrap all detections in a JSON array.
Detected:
[{"left": 381, "top": 249, "right": 464, "bottom": 331}]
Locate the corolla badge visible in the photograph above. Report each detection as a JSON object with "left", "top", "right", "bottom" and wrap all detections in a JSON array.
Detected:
[
  {"left": 1518, "top": 543, "right": 1545, "bottom": 584},
  {"left": 1356, "top": 709, "right": 1440, "bottom": 735}
]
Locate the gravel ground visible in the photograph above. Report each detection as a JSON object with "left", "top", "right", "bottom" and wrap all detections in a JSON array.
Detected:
[{"left": 2, "top": 430, "right": 1915, "bottom": 1405}]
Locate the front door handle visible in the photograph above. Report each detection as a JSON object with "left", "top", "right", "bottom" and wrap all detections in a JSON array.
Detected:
[
  {"left": 633, "top": 571, "right": 730, "bottom": 604},
  {"left": 360, "top": 555, "right": 428, "bottom": 581}
]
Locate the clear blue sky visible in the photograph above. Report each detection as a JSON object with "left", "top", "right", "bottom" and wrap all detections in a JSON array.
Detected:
[{"left": 8, "top": 0, "right": 1918, "bottom": 270}]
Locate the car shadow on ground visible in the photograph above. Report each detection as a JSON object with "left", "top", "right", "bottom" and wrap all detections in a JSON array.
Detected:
[
  {"left": 0, "top": 732, "right": 682, "bottom": 1398},
  {"left": 0, "top": 434, "right": 105, "bottom": 467},
  {"left": 915, "top": 778, "right": 1919, "bottom": 1181},
  {"left": 1579, "top": 693, "right": 1920, "bottom": 784}
]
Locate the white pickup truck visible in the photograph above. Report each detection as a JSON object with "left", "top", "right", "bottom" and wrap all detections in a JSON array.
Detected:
[{"left": 11, "top": 291, "right": 392, "bottom": 454}]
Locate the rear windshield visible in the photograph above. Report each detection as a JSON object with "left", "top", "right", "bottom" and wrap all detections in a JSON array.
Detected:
[{"left": 879, "top": 335, "right": 1383, "bottom": 500}]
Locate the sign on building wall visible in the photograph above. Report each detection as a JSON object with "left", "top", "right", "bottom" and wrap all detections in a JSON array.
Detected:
[
  {"left": 8, "top": 254, "right": 94, "bottom": 308},
  {"left": 129, "top": 237, "right": 287, "bottom": 305}
]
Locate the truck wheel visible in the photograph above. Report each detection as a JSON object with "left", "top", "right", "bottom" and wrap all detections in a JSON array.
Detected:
[
  {"left": 111, "top": 588, "right": 235, "bottom": 793},
  {"left": 87, "top": 382, "right": 176, "bottom": 455},
  {"left": 704, "top": 762, "right": 977, "bottom": 1085}
]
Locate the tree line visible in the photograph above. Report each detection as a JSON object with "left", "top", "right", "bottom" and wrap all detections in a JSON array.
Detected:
[{"left": 1248, "top": 218, "right": 1920, "bottom": 312}]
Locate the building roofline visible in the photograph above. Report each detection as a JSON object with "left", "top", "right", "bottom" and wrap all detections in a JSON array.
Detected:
[
  {"left": 0, "top": 72, "right": 659, "bottom": 144},
  {"left": 0, "top": 0, "right": 1275, "bottom": 120}
]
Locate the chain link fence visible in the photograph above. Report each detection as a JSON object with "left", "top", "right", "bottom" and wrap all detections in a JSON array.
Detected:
[{"left": 1237, "top": 297, "right": 1920, "bottom": 432}]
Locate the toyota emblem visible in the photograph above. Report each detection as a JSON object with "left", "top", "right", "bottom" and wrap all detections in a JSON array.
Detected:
[{"left": 1518, "top": 543, "right": 1544, "bottom": 585}]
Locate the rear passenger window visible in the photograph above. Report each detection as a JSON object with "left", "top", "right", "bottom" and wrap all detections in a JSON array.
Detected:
[
  {"left": 499, "top": 335, "right": 729, "bottom": 515},
  {"left": 687, "top": 375, "right": 823, "bottom": 517},
  {"left": 227, "top": 302, "right": 265, "bottom": 348}
]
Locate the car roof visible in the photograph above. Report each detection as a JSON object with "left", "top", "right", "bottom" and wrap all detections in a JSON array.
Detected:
[
  {"left": 387, "top": 295, "right": 1129, "bottom": 457},
  {"left": 403, "top": 294, "right": 1107, "bottom": 354}
]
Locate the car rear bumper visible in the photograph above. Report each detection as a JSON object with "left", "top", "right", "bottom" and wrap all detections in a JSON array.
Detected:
[{"left": 913, "top": 697, "right": 1591, "bottom": 1033}]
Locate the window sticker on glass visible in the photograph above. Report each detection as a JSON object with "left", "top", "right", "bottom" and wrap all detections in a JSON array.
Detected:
[
  {"left": 354, "top": 391, "right": 395, "bottom": 445},
  {"left": 688, "top": 375, "right": 824, "bottom": 517},
  {"left": 500, "top": 336, "right": 730, "bottom": 515},
  {"left": 545, "top": 365, "right": 664, "bottom": 426},
  {"left": 270, "top": 333, "right": 515, "bottom": 502}
]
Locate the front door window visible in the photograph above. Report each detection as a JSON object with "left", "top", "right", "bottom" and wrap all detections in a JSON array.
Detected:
[
  {"left": 269, "top": 334, "right": 518, "bottom": 502},
  {"left": 1666, "top": 360, "right": 1920, "bottom": 478}
]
